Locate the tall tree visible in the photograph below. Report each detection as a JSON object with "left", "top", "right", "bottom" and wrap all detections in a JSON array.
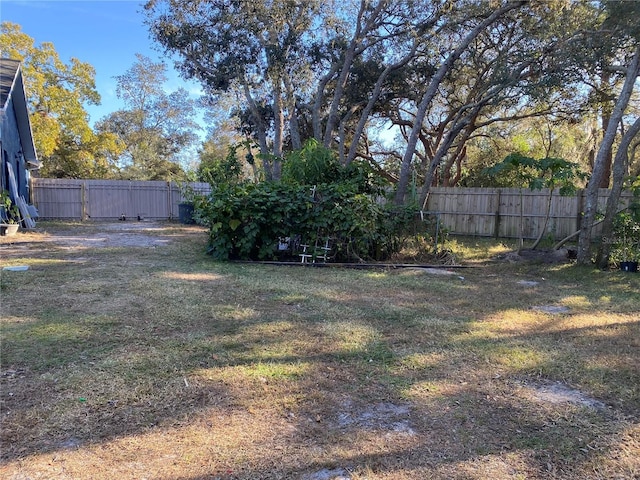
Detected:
[
  {"left": 576, "top": 0, "right": 640, "bottom": 264},
  {"left": 0, "top": 22, "right": 122, "bottom": 178},
  {"left": 96, "top": 54, "right": 200, "bottom": 181},
  {"left": 144, "top": 0, "right": 636, "bottom": 216},
  {"left": 145, "top": 0, "right": 451, "bottom": 179},
  {"left": 596, "top": 116, "right": 640, "bottom": 267},
  {"left": 144, "top": 0, "right": 326, "bottom": 180},
  {"left": 392, "top": 0, "right": 528, "bottom": 205}
]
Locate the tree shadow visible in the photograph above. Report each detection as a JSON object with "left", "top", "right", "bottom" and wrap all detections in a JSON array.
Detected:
[{"left": 1, "top": 224, "right": 638, "bottom": 479}]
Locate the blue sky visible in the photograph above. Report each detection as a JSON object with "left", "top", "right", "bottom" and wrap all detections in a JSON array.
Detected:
[{"left": 1, "top": 0, "right": 203, "bottom": 128}]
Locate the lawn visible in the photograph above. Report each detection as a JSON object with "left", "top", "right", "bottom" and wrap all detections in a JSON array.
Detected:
[{"left": 1, "top": 222, "right": 638, "bottom": 479}]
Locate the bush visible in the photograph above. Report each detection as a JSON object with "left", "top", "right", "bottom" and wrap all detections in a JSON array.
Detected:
[
  {"left": 609, "top": 210, "right": 640, "bottom": 263},
  {"left": 197, "top": 179, "right": 423, "bottom": 262},
  {"left": 196, "top": 141, "right": 432, "bottom": 262}
]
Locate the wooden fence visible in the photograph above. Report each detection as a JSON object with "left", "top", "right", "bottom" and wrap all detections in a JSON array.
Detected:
[
  {"left": 29, "top": 180, "right": 634, "bottom": 240},
  {"left": 30, "top": 178, "right": 211, "bottom": 221},
  {"left": 424, "top": 187, "right": 634, "bottom": 239}
]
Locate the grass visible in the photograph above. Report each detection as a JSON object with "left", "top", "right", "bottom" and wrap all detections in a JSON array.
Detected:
[{"left": 1, "top": 222, "right": 639, "bottom": 479}]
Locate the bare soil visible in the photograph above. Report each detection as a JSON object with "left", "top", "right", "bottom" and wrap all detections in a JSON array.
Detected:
[{"left": 0, "top": 220, "right": 204, "bottom": 251}]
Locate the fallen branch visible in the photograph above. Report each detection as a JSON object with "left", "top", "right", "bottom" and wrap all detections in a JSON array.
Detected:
[{"left": 553, "top": 218, "right": 605, "bottom": 250}]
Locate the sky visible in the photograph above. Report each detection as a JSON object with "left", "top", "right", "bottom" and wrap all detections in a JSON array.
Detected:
[{"left": 0, "top": 0, "right": 204, "bottom": 129}]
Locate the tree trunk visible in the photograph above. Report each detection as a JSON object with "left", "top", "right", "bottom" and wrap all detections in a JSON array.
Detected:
[
  {"left": 417, "top": 117, "right": 470, "bottom": 208},
  {"left": 312, "top": 65, "right": 338, "bottom": 141},
  {"left": 322, "top": 0, "right": 370, "bottom": 147},
  {"left": 598, "top": 71, "right": 613, "bottom": 188},
  {"left": 394, "top": 1, "right": 526, "bottom": 205},
  {"left": 345, "top": 41, "right": 419, "bottom": 165},
  {"left": 596, "top": 115, "right": 640, "bottom": 268},
  {"left": 530, "top": 188, "right": 553, "bottom": 250},
  {"left": 271, "top": 77, "right": 285, "bottom": 180},
  {"left": 284, "top": 75, "right": 302, "bottom": 150},
  {"left": 577, "top": 45, "right": 640, "bottom": 264},
  {"left": 243, "top": 79, "right": 272, "bottom": 180}
]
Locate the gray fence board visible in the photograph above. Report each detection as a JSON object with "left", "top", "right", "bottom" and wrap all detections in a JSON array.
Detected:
[
  {"left": 425, "top": 187, "right": 634, "bottom": 239},
  {"left": 31, "top": 179, "right": 211, "bottom": 221},
  {"left": 30, "top": 180, "right": 634, "bottom": 240}
]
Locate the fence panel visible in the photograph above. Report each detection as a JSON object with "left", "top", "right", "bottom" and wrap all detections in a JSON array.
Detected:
[
  {"left": 426, "top": 187, "right": 634, "bottom": 240},
  {"left": 30, "top": 180, "right": 634, "bottom": 240},
  {"left": 30, "top": 178, "right": 84, "bottom": 219},
  {"left": 31, "top": 179, "right": 211, "bottom": 221},
  {"left": 85, "top": 180, "right": 171, "bottom": 220}
]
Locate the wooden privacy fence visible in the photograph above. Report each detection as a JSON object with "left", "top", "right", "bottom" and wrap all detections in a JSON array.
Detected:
[
  {"left": 29, "top": 180, "right": 634, "bottom": 240},
  {"left": 424, "top": 187, "right": 634, "bottom": 240},
  {"left": 30, "top": 179, "right": 211, "bottom": 221}
]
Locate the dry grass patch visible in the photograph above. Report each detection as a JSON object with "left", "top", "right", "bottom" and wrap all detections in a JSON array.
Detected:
[{"left": 1, "top": 224, "right": 639, "bottom": 479}]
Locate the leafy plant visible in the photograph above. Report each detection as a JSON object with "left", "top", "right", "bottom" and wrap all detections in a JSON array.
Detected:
[
  {"left": 281, "top": 139, "right": 340, "bottom": 186},
  {"left": 197, "top": 177, "right": 418, "bottom": 262},
  {"left": 195, "top": 141, "right": 421, "bottom": 262},
  {"left": 197, "top": 144, "right": 246, "bottom": 187},
  {"left": 609, "top": 210, "right": 640, "bottom": 263},
  {"left": 0, "top": 189, "right": 20, "bottom": 224}
]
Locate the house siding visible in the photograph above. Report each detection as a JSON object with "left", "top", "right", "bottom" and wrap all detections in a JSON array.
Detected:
[{"left": 1, "top": 93, "right": 29, "bottom": 198}]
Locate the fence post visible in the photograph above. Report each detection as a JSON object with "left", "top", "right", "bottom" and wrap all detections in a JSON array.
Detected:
[
  {"left": 167, "top": 181, "right": 173, "bottom": 220},
  {"left": 81, "top": 181, "right": 86, "bottom": 221},
  {"left": 494, "top": 188, "right": 501, "bottom": 238}
]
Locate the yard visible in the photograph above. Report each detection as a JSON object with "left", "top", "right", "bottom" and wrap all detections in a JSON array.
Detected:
[{"left": 0, "top": 221, "right": 638, "bottom": 480}]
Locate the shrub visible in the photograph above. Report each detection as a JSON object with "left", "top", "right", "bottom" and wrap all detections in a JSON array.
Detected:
[{"left": 196, "top": 141, "right": 429, "bottom": 262}]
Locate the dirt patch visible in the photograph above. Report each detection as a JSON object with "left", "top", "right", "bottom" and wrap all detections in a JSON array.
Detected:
[
  {"left": 495, "top": 248, "right": 574, "bottom": 263},
  {"left": 520, "top": 382, "right": 607, "bottom": 410},
  {"left": 531, "top": 305, "right": 571, "bottom": 315},
  {"left": 0, "top": 220, "right": 207, "bottom": 257},
  {"left": 302, "top": 468, "right": 352, "bottom": 480},
  {"left": 335, "top": 399, "right": 415, "bottom": 436}
]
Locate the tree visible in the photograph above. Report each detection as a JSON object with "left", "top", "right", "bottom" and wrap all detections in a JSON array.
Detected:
[
  {"left": 144, "top": 0, "right": 327, "bottom": 180},
  {"left": 145, "top": 0, "right": 456, "bottom": 179},
  {"left": 144, "top": 0, "right": 635, "bottom": 218},
  {"left": 576, "top": 0, "right": 640, "bottom": 264},
  {"left": 596, "top": 116, "right": 640, "bottom": 267},
  {"left": 0, "top": 22, "right": 122, "bottom": 178},
  {"left": 96, "top": 54, "right": 200, "bottom": 181},
  {"left": 388, "top": 0, "right": 607, "bottom": 206},
  {"left": 197, "top": 142, "right": 248, "bottom": 186}
]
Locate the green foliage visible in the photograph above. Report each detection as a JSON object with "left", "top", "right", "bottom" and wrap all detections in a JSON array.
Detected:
[
  {"left": 1, "top": 22, "right": 122, "bottom": 179},
  {"left": 198, "top": 144, "right": 245, "bottom": 186},
  {"left": 198, "top": 180, "right": 415, "bottom": 262},
  {"left": 196, "top": 142, "right": 408, "bottom": 261},
  {"left": 282, "top": 139, "right": 388, "bottom": 196},
  {"left": 608, "top": 176, "right": 640, "bottom": 263},
  {"left": 281, "top": 139, "right": 340, "bottom": 186},
  {"left": 609, "top": 210, "right": 640, "bottom": 262},
  {"left": 483, "top": 153, "right": 586, "bottom": 193},
  {"left": 199, "top": 139, "right": 408, "bottom": 261},
  {"left": 0, "top": 190, "right": 20, "bottom": 224},
  {"left": 197, "top": 182, "right": 308, "bottom": 260}
]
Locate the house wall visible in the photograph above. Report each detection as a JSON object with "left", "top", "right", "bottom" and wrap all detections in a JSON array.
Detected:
[{"left": 0, "top": 95, "right": 29, "bottom": 199}]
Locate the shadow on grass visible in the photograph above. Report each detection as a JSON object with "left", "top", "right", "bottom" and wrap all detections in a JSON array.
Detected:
[{"left": 1, "top": 224, "right": 638, "bottom": 478}]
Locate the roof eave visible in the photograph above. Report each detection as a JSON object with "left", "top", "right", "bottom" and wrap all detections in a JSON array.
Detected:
[{"left": 12, "top": 65, "right": 39, "bottom": 166}]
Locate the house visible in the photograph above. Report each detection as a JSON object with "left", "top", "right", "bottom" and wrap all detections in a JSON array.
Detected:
[{"left": 0, "top": 57, "right": 39, "bottom": 226}]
